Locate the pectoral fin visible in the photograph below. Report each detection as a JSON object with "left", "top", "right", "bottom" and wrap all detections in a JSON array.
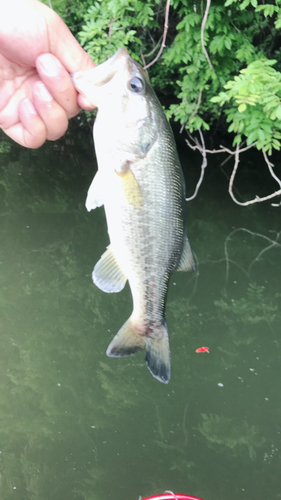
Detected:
[
  {"left": 86, "top": 171, "right": 104, "bottom": 211},
  {"left": 177, "top": 237, "right": 196, "bottom": 272},
  {"left": 93, "top": 245, "right": 127, "bottom": 293},
  {"left": 115, "top": 167, "right": 143, "bottom": 210}
]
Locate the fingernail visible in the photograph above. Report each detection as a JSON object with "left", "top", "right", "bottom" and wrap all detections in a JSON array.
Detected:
[
  {"left": 35, "top": 82, "right": 53, "bottom": 102},
  {"left": 37, "top": 54, "right": 62, "bottom": 77}
]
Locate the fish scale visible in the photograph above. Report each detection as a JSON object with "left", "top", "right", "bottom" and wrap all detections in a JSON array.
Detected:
[{"left": 71, "top": 47, "right": 195, "bottom": 383}]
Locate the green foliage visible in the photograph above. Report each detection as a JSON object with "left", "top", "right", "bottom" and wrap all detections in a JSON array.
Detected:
[
  {"left": 76, "top": 0, "right": 281, "bottom": 154},
  {"left": 211, "top": 59, "right": 281, "bottom": 153},
  {"left": 225, "top": 0, "right": 281, "bottom": 30},
  {"left": 41, "top": 0, "right": 93, "bottom": 35},
  {"left": 78, "top": 0, "right": 159, "bottom": 63}
]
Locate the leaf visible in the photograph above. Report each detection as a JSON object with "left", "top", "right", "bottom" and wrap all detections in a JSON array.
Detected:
[
  {"left": 224, "top": 0, "right": 236, "bottom": 6},
  {"left": 238, "top": 103, "right": 247, "bottom": 112},
  {"left": 272, "top": 139, "right": 281, "bottom": 150},
  {"left": 275, "top": 16, "right": 281, "bottom": 29},
  {"left": 224, "top": 36, "right": 232, "bottom": 50},
  {"left": 233, "top": 134, "right": 242, "bottom": 145},
  {"left": 247, "top": 131, "right": 258, "bottom": 144},
  {"left": 240, "top": 0, "right": 251, "bottom": 9},
  {"left": 258, "top": 128, "right": 265, "bottom": 142},
  {"left": 276, "top": 105, "right": 281, "bottom": 120}
]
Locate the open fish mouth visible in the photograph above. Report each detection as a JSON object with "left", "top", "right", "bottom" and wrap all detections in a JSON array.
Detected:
[
  {"left": 71, "top": 48, "right": 149, "bottom": 106},
  {"left": 70, "top": 48, "right": 130, "bottom": 104}
]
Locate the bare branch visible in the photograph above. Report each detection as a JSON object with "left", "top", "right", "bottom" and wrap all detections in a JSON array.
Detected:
[
  {"left": 263, "top": 149, "right": 281, "bottom": 189},
  {"left": 224, "top": 227, "right": 281, "bottom": 281},
  {"left": 201, "top": 0, "right": 214, "bottom": 71},
  {"left": 228, "top": 142, "right": 281, "bottom": 206},
  {"left": 209, "top": 143, "right": 256, "bottom": 155},
  {"left": 185, "top": 128, "right": 208, "bottom": 201},
  {"left": 185, "top": 138, "right": 257, "bottom": 156},
  {"left": 143, "top": 0, "right": 171, "bottom": 70},
  {"left": 185, "top": 130, "right": 281, "bottom": 205},
  {"left": 217, "top": 141, "right": 257, "bottom": 156},
  {"left": 249, "top": 235, "right": 281, "bottom": 275},
  {"left": 143, "top": 37, "right": 162, "bottom": 58},
  {"left": 226, "top": 227, "right": 281, "bottom": 248},
  {"left": 108, "top": 18, "right": 114, "bottom": 40},
  {"left": 139, "top": 45, "right": 146, "bottom": 67}
]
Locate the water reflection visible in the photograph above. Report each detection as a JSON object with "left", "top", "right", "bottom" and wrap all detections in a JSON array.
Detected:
[{"left": 0, "top": 123, "right": 281, "bottom": 500}]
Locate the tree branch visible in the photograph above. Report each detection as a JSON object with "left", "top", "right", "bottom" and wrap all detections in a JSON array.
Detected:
[
  {"left": 224, "top": 227, "right": 281, "bottom": 281},
  {"left": 185, "top": 131, "right": 281, "bottom": 206},
  {"left": 143, "top": 0, "right": 171, "bottom": 70},
  {"left": 185, "top": 128, "right": 207, "bottom": 201},
  {"left": 228, "top": 142, "right": 281, "bottom": 206},
  {"left": 201, "top": 0, "right": 214, "bottom": 71}
]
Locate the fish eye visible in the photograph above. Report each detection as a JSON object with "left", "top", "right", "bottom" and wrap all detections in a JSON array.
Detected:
[{"left": 128, "top": 77, "right": 144, "bottom": 93}]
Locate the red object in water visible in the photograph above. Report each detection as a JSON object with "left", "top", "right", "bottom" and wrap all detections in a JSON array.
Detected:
[
  {"left": 142, "top": 494, "right": 204, "bottom": 500},
  {"left": 195, "top": 346, "right": 209, "bottom": 353}
]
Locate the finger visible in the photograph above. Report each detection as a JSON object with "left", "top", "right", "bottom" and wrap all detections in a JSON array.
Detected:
[
  {"left": 36, "top": 54, "right": 80, "bottom": 119},
  {"left": 44, "top": 7, "right": 96, "bottom": 74},
  {"left": 78, "top": 94, "right": 97, "bottom": 111},
  {"left": 32, "top": 80, "right": 68, "bottom": 141},
  {"left": 2, "top": 98, "right": 47, "bottom": 148},
  {"left": 0, "top": 70, "right": 38, "bottom": 130}
]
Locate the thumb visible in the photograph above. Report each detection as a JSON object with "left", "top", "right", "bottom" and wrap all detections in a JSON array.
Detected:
[{"left": 44, "top": 6, "right": 95, "bottom": 73}]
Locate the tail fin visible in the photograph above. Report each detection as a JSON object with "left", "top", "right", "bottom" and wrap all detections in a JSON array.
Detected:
[
  {"left": 145, "top": 321, "right": 170, "bottom": 384},
  {"left": 106, "top": 317, "right": 145, "bottom": 357},
  {"left": 106, "top": 317, "right": 171, "bottom": 384}
]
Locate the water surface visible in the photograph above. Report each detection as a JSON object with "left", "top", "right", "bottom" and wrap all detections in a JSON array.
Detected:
[{"left": 0, "top": 122, "right": 280, "bottom": 500}]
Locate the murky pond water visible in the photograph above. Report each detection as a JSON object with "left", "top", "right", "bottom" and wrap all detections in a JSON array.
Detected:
[{"left": 0, "top": 120, "right": 281, "bottom": 500}]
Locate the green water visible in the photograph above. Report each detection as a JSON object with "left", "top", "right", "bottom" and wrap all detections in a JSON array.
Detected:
[{"left": 0, "top": 122, "right": 281, "bottom": 500}]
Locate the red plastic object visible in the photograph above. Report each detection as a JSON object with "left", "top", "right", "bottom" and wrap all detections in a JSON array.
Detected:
[{"left": 142, "top": 494, "right": 204, "bottom": 500}]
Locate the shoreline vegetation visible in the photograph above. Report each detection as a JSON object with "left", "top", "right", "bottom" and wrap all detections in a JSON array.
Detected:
[{"left": 41, "top": 0, "right": 281, "bottom": 206}]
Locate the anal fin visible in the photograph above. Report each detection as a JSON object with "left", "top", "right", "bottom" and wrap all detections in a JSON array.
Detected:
[
  {"left": 93, "top": 245, "right": 127, "bottom": 293},
  {"left": 177, "top": 237, "right": 196, "bottom": 273}
]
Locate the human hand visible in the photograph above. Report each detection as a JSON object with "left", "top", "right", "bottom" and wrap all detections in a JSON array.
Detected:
[{"left": 0, "top": 0, "right": 96, "bottom": 148}]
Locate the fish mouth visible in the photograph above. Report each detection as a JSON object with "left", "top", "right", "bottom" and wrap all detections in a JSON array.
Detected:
[{"left": 70, "top": 47, "right": 131, "bottom": 104}]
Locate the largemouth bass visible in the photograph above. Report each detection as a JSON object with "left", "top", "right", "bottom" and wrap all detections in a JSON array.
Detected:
[{"left": 71, "top": 48, "right": 195, "bottom": 384}]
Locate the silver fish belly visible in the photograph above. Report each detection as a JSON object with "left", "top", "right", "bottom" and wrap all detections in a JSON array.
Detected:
[{"left": 71, "top": 48, "right": 195, "bottom": 383}]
